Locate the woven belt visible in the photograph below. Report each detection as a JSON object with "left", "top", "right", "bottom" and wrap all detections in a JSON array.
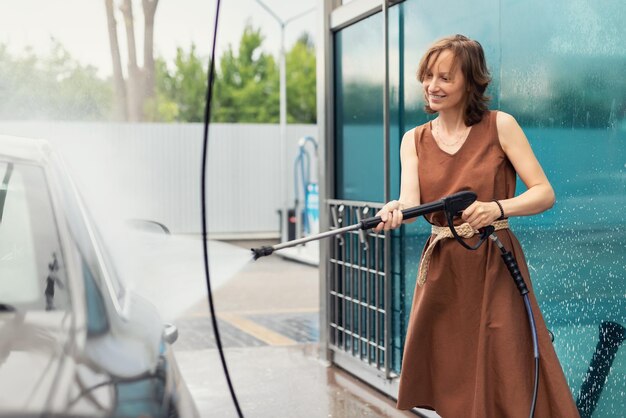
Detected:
[{"left": 416, "top": 219, "right": 510, "bottom": 287}]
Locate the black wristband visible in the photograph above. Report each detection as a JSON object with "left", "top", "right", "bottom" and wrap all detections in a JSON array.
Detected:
[{"left": 493, "top": 200, "right": 505, "bottom": 220}]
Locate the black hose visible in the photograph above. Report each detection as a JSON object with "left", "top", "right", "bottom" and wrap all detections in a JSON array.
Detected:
[
  {"left": 576, "top": 321, "right": 625, "bottom": 417},
  {"left": 489, "top": 234, "right": 539, "bottom": 418},
  {"left": 523, "top": 295, "right": 540, "bottom": 418},
  {"left": 201, "top": 1, "right": 244, "bottom": 417}
]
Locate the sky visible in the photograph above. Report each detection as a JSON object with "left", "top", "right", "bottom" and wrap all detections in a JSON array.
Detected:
[{"left": 0, "top": 0, "right": 317, "bottom": 77}]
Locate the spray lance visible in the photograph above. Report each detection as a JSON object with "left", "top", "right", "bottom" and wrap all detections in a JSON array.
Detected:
[
  {"left": 252, "top": 190, "right": 485, "bottom": 258},
  {"left": 252, "top": 190, "right": 540, "bottom": 418}
]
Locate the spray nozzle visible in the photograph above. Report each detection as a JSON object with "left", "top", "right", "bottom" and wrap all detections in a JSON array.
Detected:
[{"left": 251, "top": 246, "right": 275, "bottom": 260}]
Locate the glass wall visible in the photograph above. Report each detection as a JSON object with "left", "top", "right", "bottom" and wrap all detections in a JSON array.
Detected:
[
  {"left": 334, "top": 6, "right": 404, "bottom": 371},
  {"left": 334, "top": 12, "right": 385, "bottom": 202},
  {"left": 497, "top": 1, "right": 626, "bottom": 416},
  {"left": 332, "top": 0, "right": 625, "bottom": 415}
]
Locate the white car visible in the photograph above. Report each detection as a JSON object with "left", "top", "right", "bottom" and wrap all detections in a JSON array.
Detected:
[{"left": 0, "top": 135, "right": 199, "bottom": 417}]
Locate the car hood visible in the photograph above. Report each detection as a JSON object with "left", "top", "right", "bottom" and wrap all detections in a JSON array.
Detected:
[{"left": 0, "top": 310, "right": 75, "bottom": 413}]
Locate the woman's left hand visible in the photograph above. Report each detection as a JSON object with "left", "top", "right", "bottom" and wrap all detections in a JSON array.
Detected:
[{"left": 461, "top": 201, "right": 501, "bottom": 231}]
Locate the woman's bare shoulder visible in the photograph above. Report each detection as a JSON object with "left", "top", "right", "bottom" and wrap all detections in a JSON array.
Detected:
[
  {"left": 402, "top": 127, "right": 417, "bottom": 140},
  {"left": 403, "top": 122, "right": 430, "bottom": 140},
  {"left": 495, "top": 110, "right": 519, "bottom": 130}
]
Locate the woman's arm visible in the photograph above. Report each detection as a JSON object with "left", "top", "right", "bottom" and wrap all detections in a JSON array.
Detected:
[
  {"left": 374, "top": 128, "right": 420, "bottom": 231},
  {"left": 462, "top": 111, "right": 555, "bottom": 229},
  {"left": 496, "top": 111, "right": 556, "bottom": 216}
]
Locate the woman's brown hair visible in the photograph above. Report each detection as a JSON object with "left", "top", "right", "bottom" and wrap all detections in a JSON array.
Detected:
[{"left": 417, "top": 34, "right": 491, "bottom": 126}]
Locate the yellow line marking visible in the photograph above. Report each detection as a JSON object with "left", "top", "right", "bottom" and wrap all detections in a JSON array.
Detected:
[
  {"left": 217, "top": 312, "right": 297, "bottom": 346},
  {"left": 188, "top": 307, "right": 319, "bottom": 318},
  {"left": 235, "top": 307, "right": 319, "bottom": 315}
]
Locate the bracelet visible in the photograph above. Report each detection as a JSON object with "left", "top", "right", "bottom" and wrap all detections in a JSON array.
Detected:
[{"left": 493, "top": 200, "right": 505, "bottom": 220}]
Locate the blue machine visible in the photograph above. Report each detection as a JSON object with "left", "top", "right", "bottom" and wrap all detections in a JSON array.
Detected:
[{"left": 293, "top": 136, "right": 318, "bottom": 238}]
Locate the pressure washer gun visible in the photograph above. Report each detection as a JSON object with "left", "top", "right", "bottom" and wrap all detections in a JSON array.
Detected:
[{"left": 252, "top": 190, "right": 481, "bottom": 260}]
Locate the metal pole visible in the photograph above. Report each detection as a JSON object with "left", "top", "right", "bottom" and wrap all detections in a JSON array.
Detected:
[
  {"left": 318, "top": 0, "right": 338, "bottom": 365},
  {"left": 272, "top": 223, "right": 359, "bottom": 251},
  {"left": 279, "top": 23, "right": 288, "bottom": 243},
  {"left": 382, "top": 0, "right": 392, "bottom": 378},
  {"left": 254, "top": 0, "right": 316, "bottom": 244}
]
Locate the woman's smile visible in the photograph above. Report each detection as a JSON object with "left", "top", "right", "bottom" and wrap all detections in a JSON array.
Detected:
[{"left": 422, "top": 49, "right": 466, "bottom": 112}]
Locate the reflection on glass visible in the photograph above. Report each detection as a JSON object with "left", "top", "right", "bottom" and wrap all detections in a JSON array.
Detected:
[{"left": 334, "top": 12, "right": 385, "bottom": 202}]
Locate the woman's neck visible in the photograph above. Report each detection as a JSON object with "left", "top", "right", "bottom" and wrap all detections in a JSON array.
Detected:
[{"left": 436, "top": 109, "right": 467, "bottom": 132}]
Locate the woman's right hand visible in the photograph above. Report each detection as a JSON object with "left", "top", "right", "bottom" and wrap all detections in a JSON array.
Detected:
[{"left": 374, "top": 200, "right": 404, "bottom": 232}]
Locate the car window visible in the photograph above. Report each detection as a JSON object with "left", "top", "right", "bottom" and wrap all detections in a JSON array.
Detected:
[{"left": 0, "top": 161, "right": 70, "bottom": 311}]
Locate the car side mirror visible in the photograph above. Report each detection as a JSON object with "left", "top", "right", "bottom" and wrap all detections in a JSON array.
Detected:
[{"left": 163, "top": 323, "right": 179, "bottom": 345}]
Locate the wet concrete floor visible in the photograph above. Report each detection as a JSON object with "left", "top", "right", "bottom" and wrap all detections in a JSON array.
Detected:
[{"left": 171, "top": 240, "right": 424, "bottom": 418}]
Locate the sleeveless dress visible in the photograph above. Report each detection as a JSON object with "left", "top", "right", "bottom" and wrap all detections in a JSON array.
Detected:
[{"left": 396, "top": 111, "right": 580, "bottom": 417}]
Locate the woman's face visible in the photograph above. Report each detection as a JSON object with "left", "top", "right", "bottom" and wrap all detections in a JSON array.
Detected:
[{"left": 422, "top": 49, "right": 467, "bottom": 114}]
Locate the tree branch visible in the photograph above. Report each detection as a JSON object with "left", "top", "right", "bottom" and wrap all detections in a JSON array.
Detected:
[
  {"left": 120, "top": 0, "right": 142, "bottom": 121},
  {"left": 104, "top": 0, "right": 127, "bottom": 120},
  {"left": 142, "top": 0, "right": 159, "bottom": 99},
  {"left": 120, "top": 0, "right": 138, "bottom": 69}
]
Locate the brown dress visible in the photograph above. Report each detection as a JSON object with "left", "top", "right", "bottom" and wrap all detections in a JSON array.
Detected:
[{"left": 396, "top": 111, "right": 580, "bottom": 417}]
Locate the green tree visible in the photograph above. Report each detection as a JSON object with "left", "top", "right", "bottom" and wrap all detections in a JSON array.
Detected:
[
  {"left": 0, "top": 41, "right": 112, "bottom": 120},
  {"left": 146, "top": 25, "right": 317, "bottom": 124},
  {"left": 286, "top": 33, "right": 316, "bottom": 123},
  {"left": 147, "top": 44, "right": 207, "bottom": 122},
  {"left": 213, "top": 23, "right": 279, "bottom": 123}
]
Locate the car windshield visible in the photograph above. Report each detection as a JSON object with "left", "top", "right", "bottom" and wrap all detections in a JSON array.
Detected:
[{"left": 0, "top": 160, "right": 70, "bottom": 311}]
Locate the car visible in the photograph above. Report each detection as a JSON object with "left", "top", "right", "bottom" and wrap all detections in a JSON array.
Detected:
[{"left": 0, "top": 135, "right": 199, "bottom": 417}]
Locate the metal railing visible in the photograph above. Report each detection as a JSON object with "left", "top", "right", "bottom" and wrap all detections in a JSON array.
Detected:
[{"left": 327, "top": 199, "right": 392, "bottom": 377}]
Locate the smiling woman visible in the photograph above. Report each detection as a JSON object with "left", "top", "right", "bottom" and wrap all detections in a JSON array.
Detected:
[{"left": 374, "top": 34, "right": 579, "bottom": 418}]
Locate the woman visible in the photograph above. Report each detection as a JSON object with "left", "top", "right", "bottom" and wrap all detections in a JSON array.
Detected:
[{"left": 375, "top": 35, "right": 579, "bottom": 417}]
